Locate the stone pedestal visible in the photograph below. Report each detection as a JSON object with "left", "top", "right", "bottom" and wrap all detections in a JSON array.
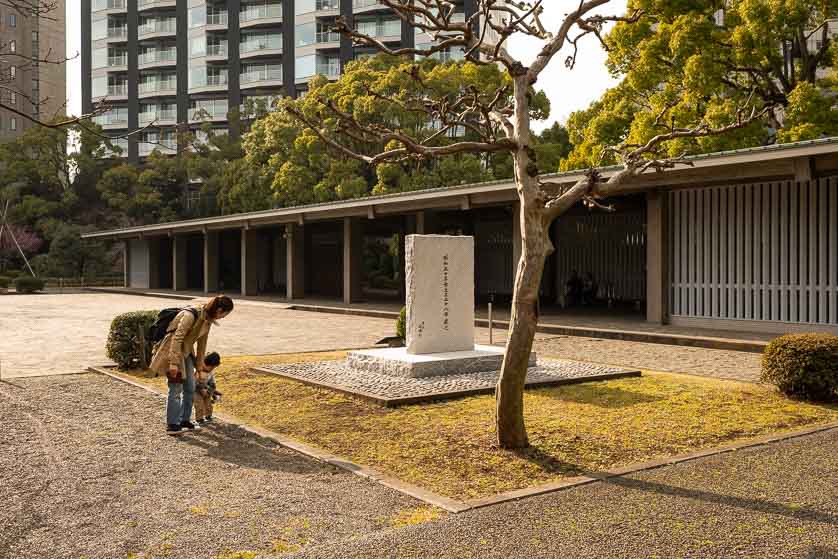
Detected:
[
  {"left": 347, "top": 346, "right": 537, "bottom": 379},
  {"left": 405, "top": 235, "right": 474, "bottom": 354}
]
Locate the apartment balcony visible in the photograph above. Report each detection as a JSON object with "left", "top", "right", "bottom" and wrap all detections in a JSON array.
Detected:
[
  {"left": 138, "top": 49, "right": 177, "bottom": 70},
  {"left": 92, "top": 110, "right": 129, "bottom": 130},
  {"left": 241, "top": 36, "right": 283, "bottom": 59},
  {"left": 139, "top": 110, "right": 177, "bottom": 126},
  {"left": 104, "top": 138, "right": 129, "bottom": 158},
  {"left": 105, "top": 84, "right": 128, "bottom": 100},
  {"left": 106, "top": 26, "right": 128, "bottom": 43},
  {"left": 353, "top": 0, "right": 388, "bottom": 13},
  {"left": 316, "top": 60, "right": 340, "bottom": 79},
  {"left": 187, "top": 74, "right": 229, "bottom": 94},
  {"left": 240, "top": 3, "right": 282, "bottom": 29},
  {"left": 106, "top": 55, "right": 128, "bottom": 72},
  {"left": 139, "top": 82, "right": 177, "bottom": 99},
  {"left": 316, "top": 30, "right": 341, "bottom": 45},
  {"left": 139, "top": 140, "right": 177, "bottom": 157},
  {"left": 315, "top": 0, "right": 339, "bottom": 13},
  {"left": 188, "top": 109, "right": 229, "bottom": 124},
  {"left": 356, "top": 19, "right": 402, "bottom": 41},
  {"left": 92, "top": 0, "right": 126, "bottom": 14},
  {"left": 138, "top": 0, "right": 177, "bottom": 12},
  {"left": 240, "top": 64, "right": 283, "bottom": 89},
  {"left": 138, "top": 19, "right": 177, "bottom": 39}
]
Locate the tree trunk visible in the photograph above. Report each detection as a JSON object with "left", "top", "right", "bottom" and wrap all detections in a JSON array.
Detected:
[
  {"left": 496, "top": 199, "right": 549, "bottom": 448},
  {"left": 496, "top": 69, "right": 552, "bottom": 448}
]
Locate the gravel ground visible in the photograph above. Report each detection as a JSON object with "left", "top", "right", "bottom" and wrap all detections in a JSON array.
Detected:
[
  {"left": 532, "top": 334, "right": 763, "bottom": 382},
  {"left": 0, "top": 373, "right": 415, "bottom": 559},
  {"left": 291, "top": 428, "right": 838, "bottom": 558}
]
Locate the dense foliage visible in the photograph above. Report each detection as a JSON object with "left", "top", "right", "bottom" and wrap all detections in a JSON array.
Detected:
[
  {"left": 762, "top": 333, "right": 838, "bottom": 402},
  {"left": 105, "top": 310, "right": 159, "bottom": 369},
  {"left": 562, "top": 0, "right": 838, "bottom": 170},
  {"left": 14, "top": 276, "right": 45, "bottom": 293}
]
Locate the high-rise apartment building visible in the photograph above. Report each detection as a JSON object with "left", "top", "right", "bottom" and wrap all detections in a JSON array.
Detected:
[
  {"left": 0, "top": 1, "right": 67, "bottom": 142},
  {"left": 82, "top": 0, "right": 474, "bottom": 162}
]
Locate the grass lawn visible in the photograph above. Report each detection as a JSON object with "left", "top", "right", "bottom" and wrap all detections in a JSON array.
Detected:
[{"left": 118, "top": 352, "right": 838, "bottom": 501}]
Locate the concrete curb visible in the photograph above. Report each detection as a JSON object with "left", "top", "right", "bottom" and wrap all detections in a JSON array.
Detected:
[
  {"left": 84, "top": 287, "right": 197, "bottom": 301},
  {"left": 87, "top": 366, "right": 470, "bottom": 513},
  {"left": 88, "top": 366, "right": 838, "bottom": 515},
  {"left": 251, "top": 366, "right": 641, "bottom": 407},
  {"left": 286, "top": 304, "right": 768, "bottom": 353}
]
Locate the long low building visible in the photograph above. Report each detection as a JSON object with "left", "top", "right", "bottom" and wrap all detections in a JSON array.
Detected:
[{"left": 83, "top": 138, "right": 838, "bottom": 335}]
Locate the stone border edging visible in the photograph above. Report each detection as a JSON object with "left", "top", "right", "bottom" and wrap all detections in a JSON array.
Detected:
[
  {"left": 84, "top": 287, "right": 197, "bottom": 301},
  {"left": 286, "top": 303, "right": 768, "bottom": 353},
  {"left": 87, "top": 365, "right": 838, "bottom": 515},
  {"left": 87, "top": 366, "right": 471, "bottom": 513},
  {"left": 251, "top": 366, "right": 641, "bottom": 407}
]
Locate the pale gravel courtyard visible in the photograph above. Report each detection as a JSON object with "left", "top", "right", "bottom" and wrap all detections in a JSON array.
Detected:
[{"left": 0, "top": 292, "right": 763, "bottom": 382}]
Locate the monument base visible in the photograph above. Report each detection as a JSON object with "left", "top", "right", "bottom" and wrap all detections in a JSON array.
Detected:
[{"left": 346, "top": 345, "right": 537, "bottom": 379}]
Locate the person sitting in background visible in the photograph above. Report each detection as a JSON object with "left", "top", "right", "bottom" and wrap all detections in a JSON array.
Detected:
[
  {"left": 565, "top": 270, "right": 583, "bottom": 307},
  {"left": 194, "top": 352, "right": 221, "bottom": 424},
  {"left": 582, "top": 272, "right": 598, "bottom": 306}
]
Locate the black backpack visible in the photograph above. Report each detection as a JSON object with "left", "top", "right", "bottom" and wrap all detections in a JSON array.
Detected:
[{"left": 150, "top": 307, "right": 199, "bottom": 344}]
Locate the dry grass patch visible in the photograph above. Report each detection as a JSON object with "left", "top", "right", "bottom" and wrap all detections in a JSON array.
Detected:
[{"left": 117, "top": 352, "right": 838, "bottom": 501}]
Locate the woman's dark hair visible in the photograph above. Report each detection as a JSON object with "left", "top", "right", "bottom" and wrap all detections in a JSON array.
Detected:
[
  {"left": 205, "top": 295, "right": 234, "bottom": 319},
  {"left": 204, "top": 352, "right": 221, "bottom": 367}
]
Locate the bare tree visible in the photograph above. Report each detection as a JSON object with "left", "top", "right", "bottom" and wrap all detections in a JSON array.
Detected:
[{"left": 286, "top": 0, "right": 773, "bottom": 449}]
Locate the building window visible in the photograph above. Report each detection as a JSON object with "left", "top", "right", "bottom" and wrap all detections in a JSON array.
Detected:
[
  {"left": 9, "top": 14, "right": 16, "bottom": 27},
  {"left": 9, "top": 65, "right": 15, "bottom": 78},
  {"left": 10, "top": 117, "right": 17, "bottom": 131},
  {"left": 9, "top": 91, "right": 15, "bottom": 104},
  {"left": 9, "top": 40, "right": 15, "bottom": 52}
]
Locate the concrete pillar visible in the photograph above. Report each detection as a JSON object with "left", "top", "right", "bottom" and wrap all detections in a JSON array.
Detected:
[
  {"left": 512, "top": 202, "right": 522, "bottom": 276},
  {"left": 343, "top": 217, "right": 363, "bottom": 304},
  {"left": 241, "top": 228, "right": 259, "bottom": 297},
  {"left": 204, "top": 231, "right": 219, "bottom": 294},
  {"left": 286, "top": 223, "right": 305, "bottom": 300},
  {"left": 415, "top": 211, "right": 425, "bottom": 234},
  {"left": 172, "top": 236, "right": 187, "bottom": 291},
  {"left": 646, "top": 191, "right": 668, "bottom": 324},
  {"left": 123, "top": 241, "right": 130, "bottom": 288}
]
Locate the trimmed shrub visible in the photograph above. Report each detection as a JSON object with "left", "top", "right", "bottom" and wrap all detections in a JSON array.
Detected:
[
  {"left": 106, "top": 310, "right": 159, "bottom": 369},
  {"left": 396, "top": 306, "right": 407, "bottom": 340},
  {"left": 14, "top": 276, "right": 45, "bottom": 293},
  {"left": 761, "top": 333, "right": 838, "bottom": 402},
  {"left": 0, "top": 276, "right": 10, "bottom": 289}
]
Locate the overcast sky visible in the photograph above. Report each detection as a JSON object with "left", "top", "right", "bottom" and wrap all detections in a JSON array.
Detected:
[{"left": 64, "top": 1, "right": 626, "bottom": 132}]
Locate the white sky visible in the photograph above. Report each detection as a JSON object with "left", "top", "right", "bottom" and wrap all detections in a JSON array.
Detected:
[{"left": 64, "top": 1, "right": 626, "bottom": 132}]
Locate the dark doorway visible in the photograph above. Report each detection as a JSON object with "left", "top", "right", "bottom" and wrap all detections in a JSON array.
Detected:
[
  {"left": 306, "top": 221, "right": 342, "bottom": 298},
  {"left": 362, "top": 216, "right": 405, "bottom": 302},
  {"left": 218, "top": 230, "right": 241, "bottom": 292},
  {"left": 158, "top": 238, "right": 173, "bottom": 289},
  {"left": 186, "top": 235, "right": 204, "bottom": 290}
]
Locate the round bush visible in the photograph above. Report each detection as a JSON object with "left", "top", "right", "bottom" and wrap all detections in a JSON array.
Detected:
[
  {"left": 396, "top": 306, "right": 407, "bottom": 340},
  {"left": 106, "top": 310, "right": 159, "bottom": 369},
  {"left": 14, "top": 276, "right": 45, "bottom": 293},
  {"left": 0, "top": 276, "right": 10, "bottom": 289},
  {"left": 761, "top": 333, "right": 838, "bottom": 402}
]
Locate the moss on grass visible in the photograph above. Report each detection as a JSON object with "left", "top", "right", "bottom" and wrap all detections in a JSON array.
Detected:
[{"left": 117, "top": 351, "right": 838, "bottom": 500}]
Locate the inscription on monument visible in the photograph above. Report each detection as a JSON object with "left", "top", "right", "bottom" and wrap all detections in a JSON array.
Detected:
[{"left": 405, "top": 235, "right": 474, "bottom": 354}]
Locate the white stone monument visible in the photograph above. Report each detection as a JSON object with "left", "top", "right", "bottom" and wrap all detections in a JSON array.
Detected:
[
  {"left": 405, "top": 235, "right": 475, "bottom": 354},
  {"left": 347, "top": 234, "right": 536, "bottom": 378}
]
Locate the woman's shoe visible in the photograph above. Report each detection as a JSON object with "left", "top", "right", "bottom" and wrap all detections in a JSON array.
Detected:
[
  {"left": 180, "top": 421, "right": 200, "bottom": 430},
  {"left": 166, "top": 424, "right": 183, "bottom": 436}
]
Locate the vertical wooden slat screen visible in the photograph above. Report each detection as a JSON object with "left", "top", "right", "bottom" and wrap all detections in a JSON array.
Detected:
[
  {"left": 668, "top": 178, "right": 838, "bottom": 325},
  {"left": 554, "top": 210, "right": 646, "bottom": 304}
]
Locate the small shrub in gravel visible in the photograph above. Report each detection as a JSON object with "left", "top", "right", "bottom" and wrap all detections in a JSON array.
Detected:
[
  {"left": 396, "top": 306, "right": 407, "bottom": 340},
  {"left": 761, "top": 333, "right": 838, "bottom": 402},
  {"left": 106, "top": 310, "right": 159, "bottom": 369},
  {"left": 14, "top": 276, "right": 45, "bottom": 293}
]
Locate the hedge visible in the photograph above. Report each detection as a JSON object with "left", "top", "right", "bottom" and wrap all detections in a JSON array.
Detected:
[
  {"left": 761, "top": 333, "right": 838, "bottom": 402},
  {"left": 106, "top": 310, "right": 159, "bottom": 369},
  {"left": 14, "top": 276, "right": 45, "bottom": 293},
  {"left": 0, "top": 276, "right": 10, "bottom": 289}
]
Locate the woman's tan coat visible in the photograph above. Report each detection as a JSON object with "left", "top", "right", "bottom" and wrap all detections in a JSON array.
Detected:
[{"left": 150, "top": 307, "right": 211, "bottom": 376}]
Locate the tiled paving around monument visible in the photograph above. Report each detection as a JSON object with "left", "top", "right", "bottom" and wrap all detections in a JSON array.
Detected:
[{"left": 255, "top": 358, "right": 641, "bottom": 406}]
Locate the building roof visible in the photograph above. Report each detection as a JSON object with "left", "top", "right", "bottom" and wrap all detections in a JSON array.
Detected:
[{"left": 82, "top": 136, "right": 838, "bottom": 240}]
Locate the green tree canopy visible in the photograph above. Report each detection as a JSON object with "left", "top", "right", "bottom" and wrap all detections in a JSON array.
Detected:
[
  {"left": 563, "top": 0, "right": 838, "bottom": 170},
  {"left": 244, "top": 56, "right": 551, "bottom": 207}
]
